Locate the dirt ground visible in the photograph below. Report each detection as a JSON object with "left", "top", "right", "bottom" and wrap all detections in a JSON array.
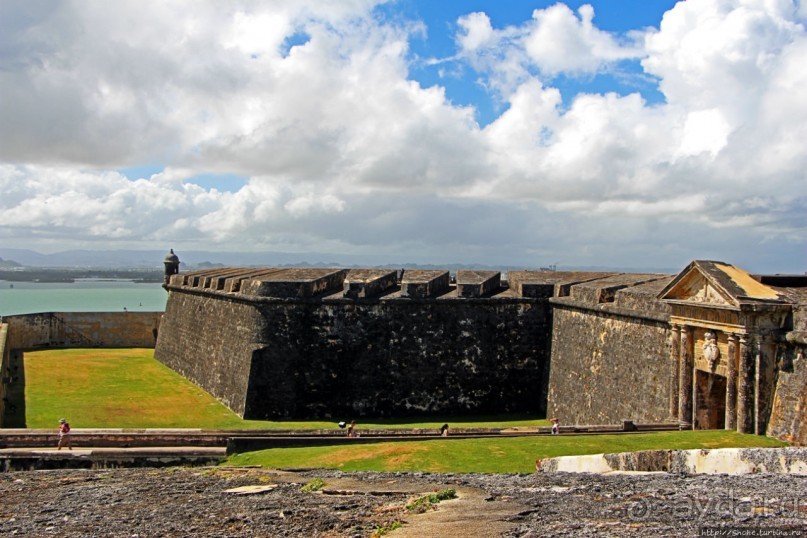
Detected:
[{"left": 1, "top": 466, "right": 805, "bottom": 537}]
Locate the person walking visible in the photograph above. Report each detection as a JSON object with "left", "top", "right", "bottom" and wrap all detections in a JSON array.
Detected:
[{"left": 57, "top": 418, "right": 72, "bottom": 450}]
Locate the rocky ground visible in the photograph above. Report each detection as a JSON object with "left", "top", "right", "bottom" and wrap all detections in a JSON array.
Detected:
[{"left": 0, "top": 466, "right": 805, "bottom": 537}]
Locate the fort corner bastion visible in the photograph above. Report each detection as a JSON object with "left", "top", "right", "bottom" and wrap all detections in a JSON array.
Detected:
[
  {"left": 154, "top": 267, "right": 557, "bottom": 420},
  {"left": 153, "top": 261, "right": 807, "bottom": 444}
]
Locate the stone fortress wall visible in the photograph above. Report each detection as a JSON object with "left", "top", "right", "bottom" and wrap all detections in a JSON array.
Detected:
[
  {"left": 155, "top": 268, "right": 555, "bottom": 419},
  {"left": 546, "top": 275, "right": 675, "bottom": 425},
  {"left": 0, "top": 312, "right": 162, "bottom": 426},
  {"left": 154, "top": 262, "right": 807, "bottom": 445},
  {"left": 544, "top": 263, "right": 807, "bottom": 445},
  {"left": 1, "top": 260, "right": 804, "bottom": 445},
  {"left": 3, "top": 312, "right": 162, "bottom": 350}
]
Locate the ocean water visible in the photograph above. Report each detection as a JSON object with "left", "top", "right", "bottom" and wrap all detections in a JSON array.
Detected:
[{"left": 0, "top": 279, "right": 167, "bottom": 316}]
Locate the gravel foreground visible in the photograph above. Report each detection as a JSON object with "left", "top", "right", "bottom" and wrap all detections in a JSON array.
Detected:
[{"left": 1, "top": 466, "right": 805, "bottom": 537}]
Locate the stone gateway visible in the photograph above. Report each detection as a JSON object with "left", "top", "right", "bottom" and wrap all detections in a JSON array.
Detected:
[{"left": 152, "top": 260, "right": 806, "bottom": 443}]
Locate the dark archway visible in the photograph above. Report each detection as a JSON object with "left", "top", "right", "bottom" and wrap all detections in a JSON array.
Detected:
[{"left": 694, "top": 370, "right": 726, "bottom": 430}]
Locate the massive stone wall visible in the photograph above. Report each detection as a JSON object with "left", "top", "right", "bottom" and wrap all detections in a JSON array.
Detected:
[
  {"left": 152, "top": 261, "right": 806, "bottom": 445},
  {"left": 547, "top": 305, "right": 672, "bottom": 424},
  {"left": 155, "top": 288, "right": 549, "bottom": 419},
  {"left": 547, "top": 276, "right": 674, "bottom": 425},
  {"left": 252, "top": 298, "right": 548, "bottom": 419},
  {"left": 5, "top": 312, "right": 162, "bottom": 350},
  {"left": 154, "top": 292, "right": 267, "bottom": 416},
  {"left": 153, "top": 267, "right": 571, "bottom": 419}
]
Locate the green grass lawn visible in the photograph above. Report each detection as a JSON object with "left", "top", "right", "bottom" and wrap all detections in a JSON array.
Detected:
[
  {"left": 225, "top": 431, "right": 788, "bottom": 473},
  {"left": 21, "top": 348, "right": 546, "bottom": 430},
  {"left": 20, "top": 348, "right": 789, "bottom": 474}
]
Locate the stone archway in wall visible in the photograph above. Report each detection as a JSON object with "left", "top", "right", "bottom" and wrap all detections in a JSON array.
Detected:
[
  {"left": 694, "top": 369, "right": 726, "bottom": 430},
  {"left": 658, "top": 261, "right": 791, "bottom": 433},
  {"left": 670, "top": 322, "right": 742, "bottom": 431}
]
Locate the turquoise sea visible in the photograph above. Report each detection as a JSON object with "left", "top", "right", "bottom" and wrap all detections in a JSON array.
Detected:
[{"left": 0, "top": 279, "right": 167, "bottom": 316}]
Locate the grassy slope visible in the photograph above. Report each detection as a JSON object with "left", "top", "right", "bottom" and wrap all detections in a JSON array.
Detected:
[
  {"left": 225, "top": 431, "right": 787, "bottom": 473},
  {"left": 23, "top": 348, "right": 788, "bottom": 474},
  {"left": 23, "top": 349, "right": 546, "bottom": 430}
]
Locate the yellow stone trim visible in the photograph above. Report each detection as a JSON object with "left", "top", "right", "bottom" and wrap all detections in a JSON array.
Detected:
[
  {"left": 670, "top": 316, "right": 745, "bottom": 333},
  {"left": 714, "top": 262, "right": 780, "bottom": 300}
]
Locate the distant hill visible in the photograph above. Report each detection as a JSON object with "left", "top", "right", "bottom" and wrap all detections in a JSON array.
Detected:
[
  {"left": 0, "top": 247, "right": 676, "bottom": 274},
  {"left": 0, "top": 257, "right": 22, "bottom": 268}
]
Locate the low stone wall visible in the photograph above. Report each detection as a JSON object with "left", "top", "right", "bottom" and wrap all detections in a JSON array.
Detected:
[
  {"left": 5, "top": 312, "right": 162, "bottom": 350},
  {"left": 539, "top": 447, "right": 807, "bottom": 475}
]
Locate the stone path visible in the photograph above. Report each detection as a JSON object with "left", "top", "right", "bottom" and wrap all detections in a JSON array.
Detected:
[{"left": 2, "top": 466, "right": 806, "bottom": 536}]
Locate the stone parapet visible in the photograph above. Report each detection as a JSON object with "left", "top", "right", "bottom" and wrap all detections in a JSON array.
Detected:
[
  {"left": 569, "top": 274, "right": 668, "bottom": 305},
  {"left": 614, "top": 277, "right": 674, "bottom": 314},
  {"left": 549, "top": 296, "right": 671, "bottom": 323},
  {"left": 343, "top": 269, "right": 398, "bottom": 299},
  {"left": 456, "top": 270, "right": 501, "bottom": 298},
  {"left": 240, "top": 268, "right": 348, "bottom": 298},
  {"left": 400, "top": 270, "right": 450, "bottom": 299},
  {"left": 508, "top": 271, "right": 618, "bottom": 298}
]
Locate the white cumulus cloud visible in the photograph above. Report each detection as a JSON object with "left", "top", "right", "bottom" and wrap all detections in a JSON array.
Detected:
[{"left": 0, "top": 0, "right": 804, "bottom": 272}]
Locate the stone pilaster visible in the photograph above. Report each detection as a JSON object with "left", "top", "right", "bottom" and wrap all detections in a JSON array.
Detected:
[
  {"left": 678, "top": 326, "right": 693, "bottom": 429},
  {"left": 669, "top": 324, "right": 681, "bottom": 421},
  {"left": 725, "top": 334, "right": 737, "bottom": 430},
  {"left": 754, "top": 337, "right": 763, "bottom": 435},
  {"left": 737, "top": 334, "right": 752, "bottom": 434}
]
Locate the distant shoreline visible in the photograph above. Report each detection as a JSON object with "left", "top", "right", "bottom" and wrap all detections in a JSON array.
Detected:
[{"left": 0, "top": 269, "right": 163, "bottom": 284}]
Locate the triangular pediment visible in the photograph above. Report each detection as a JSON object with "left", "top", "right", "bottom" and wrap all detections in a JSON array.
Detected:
[
  {"left": 658, "top": 262, "right": 738, "bottom": 308},
  {"left": 668, "top": 272, "right": 732, "bottom": 306}
]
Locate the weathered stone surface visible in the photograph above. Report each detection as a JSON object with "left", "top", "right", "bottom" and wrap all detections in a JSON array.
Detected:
[
  {"left": 153, "top": 261, "right": 805, "bottom": 446},
  {"left": 342, "top": 269, "right": 397, "bottom": 299},
  {"left": 154, "top": 293, "right": 265, "bottom": 416},
  {"left": 400, "top": 270, "right": 450, "bottom": 299},
  {"left": 1, "top": 466, "right": 806, "bottom": 537},
  {"left": 547, "top": 304, "right": 672, "bottom": 425},
  {"left": 507, "top": 271, "right": 616, "bottom": 299},
  {"left": 569, "top": 274, "right": 667, "bottom": 305},
  {"left": 614, "top": 277, "right": 674, "bottom": 314},
  {"left": 240, "top": 268, "right": 348, "bottom": 298},
  {"left": 0, "top": 323, "right": 9, "bottom": 427},
  {"left": 456, "top": 270, "right": 501, "bottom": 298},
  {"left": 541, "top": 447, "right": 807, "bottom": 475},
  {"left": 4, "top": 312, "right": 161, "bottom": 350},
  {"left": 156, "top": 287, "right": 550, "bottom": 419},
  {"left": 768, "top": 351, "right": 807, "bottom": 446}
]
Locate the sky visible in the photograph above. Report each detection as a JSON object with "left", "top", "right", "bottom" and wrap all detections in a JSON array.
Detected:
[{"left": 1, "top": 0, "right": 805, "bottom": 273}]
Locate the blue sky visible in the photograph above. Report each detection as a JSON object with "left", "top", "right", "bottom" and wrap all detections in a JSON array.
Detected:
[
  {"left": 0, "top": 0, "right": 805, "bottom": 272},
  {"left": 388, "top": 0, "right": 677, "bottom": 123}
]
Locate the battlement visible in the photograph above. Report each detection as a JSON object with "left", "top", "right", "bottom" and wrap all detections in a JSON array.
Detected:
[
  {"left": 343, "top": 269, "right": 398, "bottom": 299},
  {"left": 456, "top": 270, "right": 501, "bottom": 298},
  {"left": 167, "top": 266, "right": 648, "bottom": 302}
]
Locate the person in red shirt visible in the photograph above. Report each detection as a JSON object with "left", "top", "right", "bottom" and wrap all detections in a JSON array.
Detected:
[{"left": 57, "top": 418, "right": 72, "bottom": 450}]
